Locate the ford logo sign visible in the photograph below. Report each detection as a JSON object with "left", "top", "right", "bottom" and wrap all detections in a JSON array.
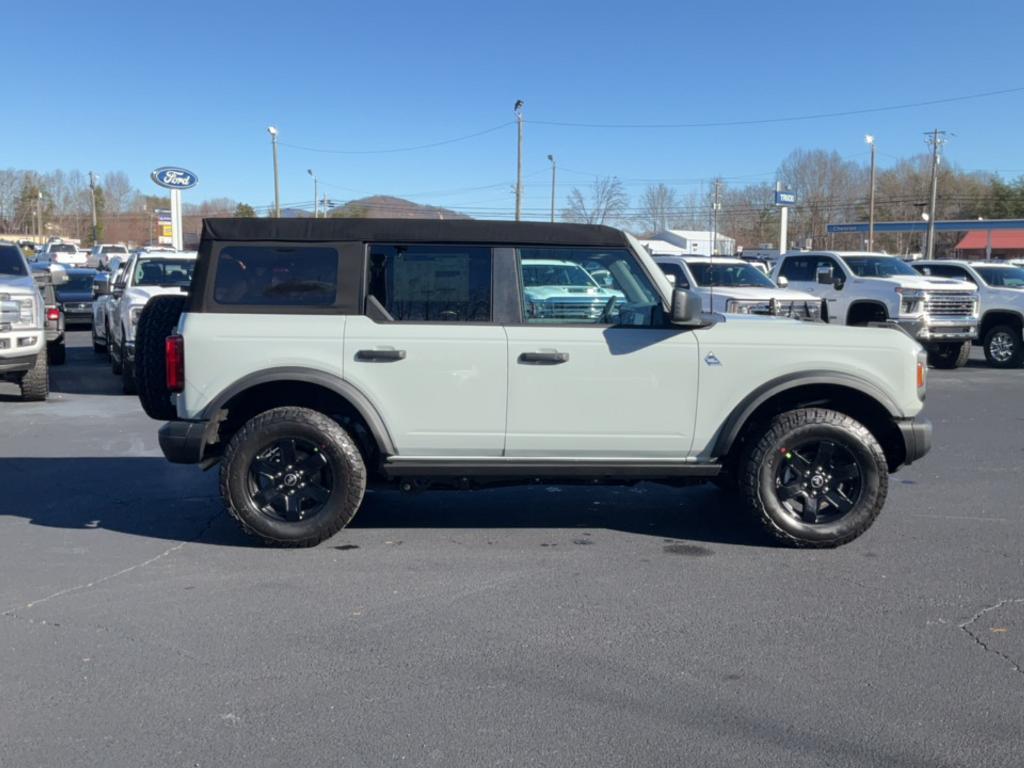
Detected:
[{"left": 151, "top": 167, "right": 199, "bottom": 190}]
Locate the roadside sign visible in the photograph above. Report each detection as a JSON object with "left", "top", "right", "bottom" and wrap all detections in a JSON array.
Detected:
[
  {"left": 150, "top": 167, "right": 199, "bottom": 190},
  {"left": 775, "top": 191, "right": 796, "bottom": 207}
]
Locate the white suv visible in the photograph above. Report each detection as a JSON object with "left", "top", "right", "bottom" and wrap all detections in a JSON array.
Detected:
[
  {"left": 107, "top": 249, "right": 197, "bottom": 393},
  {"left": 772, "top": 251, "right": 979, "bottom": 368},
  {"left": 912, "top": 260, "right": 1024, "bottom": 368},
  {"left": 653, "top": 255, "right": 824, "bottom": 320},
  {"left": 138, "top": 219, "right": 932, "bottom": 549}
]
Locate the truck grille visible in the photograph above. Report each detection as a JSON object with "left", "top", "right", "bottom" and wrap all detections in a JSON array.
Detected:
[
  {"left": 924, "top": 292, "right": 976, "bottom": 317},
  {"left": 531, "top": 298, "right": 607, "bottom": 320}
]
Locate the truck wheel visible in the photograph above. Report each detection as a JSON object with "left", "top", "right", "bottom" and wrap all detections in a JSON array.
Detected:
[
  {"left": 121, "top": 338, "right": 137, "bottom": 395},
  {"left": 92, "top": 324, "right": 105, "bottom": 353},
  {"left": 738, "top": 408, "right": 888, "bottom": 548},
  {"left": 220, "top": 407, "right": 367, "bottom": 547},
  {"left": 927, "top": 341, "right": 970, "bottom": 369},
  {"left": 110, "top": 332, "right": 123, "bottom": 374},
  {"left": 135, "top": 295, "right": 187, "bottom": 420},
  {"left": 983, "top": 325, "right": 1023, "bottom": 369},
  {"left": 18, "top": 349, "right": 49, "bottom": 401},
  {"left": 48, "top": 340, "right": 66, "bottom": 366}
]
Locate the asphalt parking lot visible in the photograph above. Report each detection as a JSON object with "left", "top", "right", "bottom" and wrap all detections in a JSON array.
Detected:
[{"left": 1, "top": 330, "right": 1022, "bottom": 768}]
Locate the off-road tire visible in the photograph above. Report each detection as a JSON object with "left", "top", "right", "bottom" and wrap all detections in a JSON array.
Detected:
[
  {"left": 928, "top": 341, "right": 970, "bottom": 369},
  {"left": 48, "top": 341, "right": 66, "bottom": 366},
  {"left": 110, "top": 330, "right": 123, "bottom": 375},
  {"left": 982, "top": 325, "right": 1023, "bottom": 369},
  {"left": 738, "top": 407, "right": 888, "bottom": 548},
  {"left": 18, "top": 349, "right": 49, "bottom": 401},
  {"left": 135, "top": 295, "right": 187, "bottom": 420},
  {"left": 120, "top": 336, "right": 136, "bottom": 394},
  {"left": 220, "top": 407, "right": 367, "bottom": 547}
]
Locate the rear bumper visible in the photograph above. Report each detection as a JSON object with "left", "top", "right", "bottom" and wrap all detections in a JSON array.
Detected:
[
  {"left": 158, "top": 419, "right": 211, "bottom": 464},
  {"left": 896, "top": 415, "right": 932, "bottom": 466}
]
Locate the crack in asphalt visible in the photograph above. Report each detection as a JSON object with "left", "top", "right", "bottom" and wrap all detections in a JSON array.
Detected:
[
  {"left": 958, "top": 597, "right": 1024, "bottom": 677},
  {"left": 1, "top": 509, "right": 222, "bottom": 618}
]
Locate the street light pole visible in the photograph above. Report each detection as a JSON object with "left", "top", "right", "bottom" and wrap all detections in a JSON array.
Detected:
[
  {"left": 268, "top": 126, "right": 281, "bottom": 218},
  {"left": 307, "top": 169, "right": 318, "bottom": 218},
  {"left": 546, "top": 154, "right": 556, "bottom": 223},
  {"left": 925, "top": 128, "right": 945, "bottom": 260},
  {"left": 36, "top": 191, "right": 42, "bottom": 243},
  {"left": 88, "top": 171, "right": 99, "bottom": 245},
  {"left": 865, "top": 135, "right": 876, "bottom": 251},
  {"left": 514, "top": 100, "right": 524, "bottom": 222}
]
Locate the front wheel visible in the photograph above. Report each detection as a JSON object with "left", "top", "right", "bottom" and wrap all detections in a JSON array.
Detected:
[
  {"left": 220, "top": 407, "right": 367, "bottom": 547},
  {"left": 927, "top": 341, "right": 970, "bottom": 369},
  {"left": 738, "top": 408, "right": 888, "bottom": 548},
  {"left": 983, "top": 325, "right": 1023, "bottom": 369}
]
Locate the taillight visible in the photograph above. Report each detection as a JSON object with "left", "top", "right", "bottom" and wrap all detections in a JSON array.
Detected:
[
  {"left": 166, "top": 334, "right": 184, "bottom": 392},
  {"left": 46, "top": 307, "right": 59, "bottom": 322}
]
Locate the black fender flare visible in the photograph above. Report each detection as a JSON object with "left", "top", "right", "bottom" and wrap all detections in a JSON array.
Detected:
[
  {"left": 710, "top": 371, "right": 904, "bottom": 458},
  {"left": 201, "top": 366, "right": 397, "bottom": 456},
  {"left": 845, "top": 300, "right": 890, "bottom": 325}
]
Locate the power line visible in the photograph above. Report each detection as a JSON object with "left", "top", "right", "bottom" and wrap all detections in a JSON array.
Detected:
[{"left": 529, "top": 86, "right": 1024, "bottom": 129}]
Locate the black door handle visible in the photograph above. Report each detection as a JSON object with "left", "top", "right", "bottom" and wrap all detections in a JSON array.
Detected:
[
  {"left": 355, "top": 349, "right": 406, "bottom": 362},
  {"left": 518, "top": 351, "right": 569, "bottom": 365}
]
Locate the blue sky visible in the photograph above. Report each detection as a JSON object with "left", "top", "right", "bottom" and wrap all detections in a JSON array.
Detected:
[{"left": 5, "top": 0, "right": 1024, "bottom": 217}]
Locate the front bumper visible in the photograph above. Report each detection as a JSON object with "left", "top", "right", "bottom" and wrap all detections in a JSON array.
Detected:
[
  {"left": 896, "top": 415, "right": 933, "bottom": 467},
  {"left": 159, "top": 419, "right": 212, "bottom": 464},
  {"left": 896, "top": 316, "right": 977, "bottom": 342},
  {"left": 0, "top": 330, "right": 45, "bottom": 364}
]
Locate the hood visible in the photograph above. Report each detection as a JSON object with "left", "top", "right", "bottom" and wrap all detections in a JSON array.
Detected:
[
  {"left": 524, "top": 285, "right": 620, "bottom": 301},
  {"left": 853, "top": 275, "right": 976, "bottom": 292},
  {"left": 698, "top": 286, "right": 820, "bottom": 302},
  {"left": 125, "top": 285, "right": 189, "bottom": 304},
  {"left": 0, "top": 274, "right": 40, "bottom": 296}
]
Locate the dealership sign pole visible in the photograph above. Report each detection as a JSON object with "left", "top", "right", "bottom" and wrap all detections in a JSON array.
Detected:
[
  {"left": 150, "top": 167, "right": 199, "bottom": 250},
  {"left": 775, "top": 183, "right": 796, "bottom": 255}
]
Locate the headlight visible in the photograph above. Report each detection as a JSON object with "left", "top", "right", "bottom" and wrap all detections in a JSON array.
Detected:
[
  {"left": 130, "top": 306, "right": 144, "bottom": 325},
  {"left": 14, "top": 295, "right": 36, "bottom": 328},
  {"left": 896, "top": 288, "right": 925, "bottom": 316},
  {"left": 725, "top": 300, "right": 753, "bottom": 314}
]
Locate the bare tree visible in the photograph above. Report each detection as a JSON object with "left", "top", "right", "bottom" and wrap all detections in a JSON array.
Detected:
[
  {"left": 562, "top": 177, "right": 628, "bottom": 225},
  {"left": 102, "top": 171, "right": 136, "bottom": 214},
  {"left": 778, "top": 149, "right": 866, "bottom": 248},
  {"left": 0, "top": 169, "right": 20, "bottom": 233},
  {"left": 638, "top": 183, "right": 679, "bottom": 234}
]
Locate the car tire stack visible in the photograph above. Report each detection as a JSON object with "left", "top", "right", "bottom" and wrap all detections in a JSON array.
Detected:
[{"left": 135, "top": 295, "right": 187, "bottom": 420}]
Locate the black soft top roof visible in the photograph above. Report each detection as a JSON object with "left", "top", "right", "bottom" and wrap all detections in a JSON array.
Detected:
[{"left": 200, "top": 218, "right": 629, "bottom": 248}]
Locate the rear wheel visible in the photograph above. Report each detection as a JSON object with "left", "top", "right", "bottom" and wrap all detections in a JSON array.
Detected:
[
  {"left": 18, "top": 350, "right": 49, "bottom": 401},
  {"left": 983, "top": 325, "right": 1023, "bottom": 369},
  {"left": 928, "top": 341, "right": 970, "bottom": 369},
  {"left": 220, "top": 407, "right": 367, "bottom": 547},
  {"left": 119, "top": 334, "right": 136, "bottom": 394},
  {"left": 92, "top": 323, "right": 105, "bottom": 353},
  {"left": 738, "top": 408, "right": 888, "bottom": 548},
  {"left": 110, "top": 329, "right": 122, "bottom": 374},
  {"left": 135, "top": 295, "right": 187, "bottom": 420}
]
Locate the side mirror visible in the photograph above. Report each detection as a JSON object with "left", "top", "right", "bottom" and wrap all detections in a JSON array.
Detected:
[
  {"left": 833, "top": 274, "right": 846, "bottom": 290},
  {"left": 776, "top": 275, "right": 789, "bottom": 288},
  {"left": 93, "top": 275, "right": 111, "bottom": 296},
  {"left": 816, "top": 265, "right": 834, "bottom": 285},
  {"left": 670, "top": 288, "right": 703, "bottom": 326}
]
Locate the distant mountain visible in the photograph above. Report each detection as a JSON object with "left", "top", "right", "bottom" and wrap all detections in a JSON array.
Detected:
[{"left": 327, "top": 195, "right": 471, "bottom": 220}]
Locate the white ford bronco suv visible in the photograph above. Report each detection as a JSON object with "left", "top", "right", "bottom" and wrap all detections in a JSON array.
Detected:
[
  {"left": 138, "top": 219, "right": 932, "bottom": 549},
  {"left": 771, "top": 251, "right": 979, "bottom": 368},
  {"left": 911, "top": 260, "right": 1024, "bottom": 369},
  {"left": 652, "top": 255, "right": 824, "bottom": 320},
  {"left": 0, "top": 241, "right": 49, "bottom": 400}
]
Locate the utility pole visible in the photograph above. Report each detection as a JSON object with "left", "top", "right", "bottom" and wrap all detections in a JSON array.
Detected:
[
  {"left": 777, "top": 180, "right": 788, "bottom": 256},
  {"left": 925, "top": 129, "right": 946, "bottom": 260},
  {"left": 307, "top": 169, "right": 318, "bottom": 218},
  {"left": 36, "top": 191, "right": 42, "bottom": 243},
  {"left": 88, "top": 171, "right": 99, "bottom": 245},
  {"left": 546, "top": 154, "right": 556, "bottom": 223},
  {"left": 514, "top": 100, "right": 524, "bottom": 222},
  {"left": 268, "top": 125, "right": 281, "bottom": 218},
  {"left": 865, "top": 135, "right": 876, "bottom": 251},
  {"left": 711, "top": 179, "right": 722, "bottom": 255}
]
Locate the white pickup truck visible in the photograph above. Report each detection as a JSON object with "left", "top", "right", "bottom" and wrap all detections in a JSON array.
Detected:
[
  {"left": 772, "top": 251, "right": 979, "bottom": 368},
  {"left": 38, "top": 241, "right": 88, "bottom": 267},
  {"left": 0, "top": 241, "right": 48, "bottom": 400},
  {"left": 912, "top": 260, "right": 1024, "bottom": 368},
  {"left": 654, "top": 255, "right": 824, "bottom": 320}
]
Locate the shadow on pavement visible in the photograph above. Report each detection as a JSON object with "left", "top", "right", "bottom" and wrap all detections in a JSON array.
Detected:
[{"left": 0, "top": 457, "right": 771, "bottom": 548}]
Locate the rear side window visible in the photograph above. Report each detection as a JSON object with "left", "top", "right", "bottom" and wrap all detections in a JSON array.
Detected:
[
  {"left": 368, "top": 245, "right": 491, "bottom": 322},
  {"left": 778, "top": 257, "right": 815, "bottom": 281},
  {"left": 0, "top": 245, "right": 27, "bottom": 276},
  {"left": 656, "top": 262, "right": 689, "bottom": 288},
  {"left": 214, "top": 246, "right": 338, "bottom": 306}
]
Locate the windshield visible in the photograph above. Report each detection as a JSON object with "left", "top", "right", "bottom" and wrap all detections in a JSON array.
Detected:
[
  {"left": 134, "top": 258, "right": 195, "bottom": 287},
  {"left": 975, "top": 266, "right": 1024, "bottom": 288},
  {"left": 50, "top": 244, "right": 76, "bottom": 254},
  {"left": 522, "top": 261, "right": 600, "bottom": 288},
  {"left": 0, "top": 245, "right": 27, "bottom": 276},
  {"left": 57, "top": 274, "right": 96, "bottom": 294},
  {"left": 102, "top": 245, "right": 128, "bottom": 254},
  {"left": 842, "top": 256, "right": 918, "bottom": 277},
  {"left": 686, "top": 262, "right": 776, "bottom": 288}
]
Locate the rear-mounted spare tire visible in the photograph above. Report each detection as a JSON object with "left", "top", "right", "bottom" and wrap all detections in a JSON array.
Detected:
[{"left": 135, "top": 295, "right": 187, "bottom": 420}]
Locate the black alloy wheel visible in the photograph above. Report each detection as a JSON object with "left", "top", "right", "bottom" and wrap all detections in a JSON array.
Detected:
[
  {"left": 247, "top": 437, "right": 334, "bottom": 524},
  {"left": 773, "top": 439, "right": 863, "bottom": 525}
]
